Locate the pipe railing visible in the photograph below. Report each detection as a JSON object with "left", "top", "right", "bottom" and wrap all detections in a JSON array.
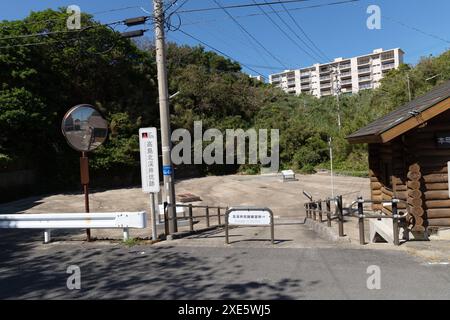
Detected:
[
  {"left": 305, "top": 196, "right": 408, "bottom": 246},
  {"left": 164, "top": 203, "right": 229, "bottom": 233}
]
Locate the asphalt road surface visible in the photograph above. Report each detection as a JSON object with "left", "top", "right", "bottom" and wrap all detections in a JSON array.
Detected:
[{"left": 1, "top": 229, "right": 450, "bottom": 300}]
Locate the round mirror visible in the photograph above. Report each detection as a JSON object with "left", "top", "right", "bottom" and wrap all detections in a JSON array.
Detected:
[{"left": 62, "top": 104, "right": 108, "bottom": 152}]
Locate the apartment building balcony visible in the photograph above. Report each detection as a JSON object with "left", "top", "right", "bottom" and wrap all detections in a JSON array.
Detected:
[
  {"left": 320, "top": 75, "right": 331, "bottom": 81},
  {"left": 301, "top": 83, "right": 311, "bottom": 89},
  {"left": 300, "top": 77, "right": 311, "bottom": 84},
  {"left": 321, "top": 90, "right": 332, "bottom": 97},
  {"left": 359, "top": 83, "right": 373, "bottom": 90},
  {"left": 341, "top": 79, "right": 353, "bottom": 86},
  {"left": 300, "top": 72, "right": 311, "bottom": 78},
  {"left": 272, "top": 81, "right": 281, "bottom": 86},
  {"left": 381, "top": 52, "right": 395, "bottom": 61},
  {"left": 320, "top": 82, "right": 332, "bottom": 89},
  {"left": 340, "top": 71, "right": 352, "bottom": 78},
  {"left": 358, "top": 75, "right": 372, "bottom": 83},
  {"left": 358, "top": 67, "right": 372, "bottom": 75},
  {"left": 319, "top": 68, "right": 331, "bottom": 75},
  {"left": 382, "top": 63, "right": 395, "bottom": 71},
  {"left": 340, "top": 63, "right": 351, "bottom": 70},
  {"left": 357, "top": 58, "right": 371, "bottom": 66}
]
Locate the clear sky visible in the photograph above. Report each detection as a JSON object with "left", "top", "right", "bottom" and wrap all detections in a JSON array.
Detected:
[{"left": 1, "top": 0, "right": 449, "bottom": 77}]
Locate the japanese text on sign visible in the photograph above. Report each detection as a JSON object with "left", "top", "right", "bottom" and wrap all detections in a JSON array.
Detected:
[{"left": 139, "top": 128, "right": 160, "bottom": 193}]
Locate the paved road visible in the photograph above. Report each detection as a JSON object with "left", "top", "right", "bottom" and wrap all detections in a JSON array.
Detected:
[{"left": 1, "top": 229, "right": 450, "bottom": 300}]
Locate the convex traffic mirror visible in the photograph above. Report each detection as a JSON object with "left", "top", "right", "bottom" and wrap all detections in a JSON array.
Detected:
[{"left": 62, "top": 104, "right": 108, "bottom": 152}]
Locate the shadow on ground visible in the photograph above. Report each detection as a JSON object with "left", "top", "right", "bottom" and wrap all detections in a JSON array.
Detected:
[{"left": 0, "top": 230, "right": 318, "bottom": 299}]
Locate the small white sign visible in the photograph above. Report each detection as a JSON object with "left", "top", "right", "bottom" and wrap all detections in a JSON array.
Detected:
[
  {"left": 139, "top": 128, "right": 160, "bottom": 193},
  {"left": 228, "top": 210, "right": 271, "bottom": 226}
]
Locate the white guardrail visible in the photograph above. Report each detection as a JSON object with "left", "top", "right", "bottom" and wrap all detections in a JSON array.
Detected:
[{"left": 0, "top": 212, "right": 147, "bottom": 243}]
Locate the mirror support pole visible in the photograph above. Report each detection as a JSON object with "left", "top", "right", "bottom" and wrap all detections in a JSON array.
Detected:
[{"left": 81, "top": 152, "right": 91, "bottom": 242}]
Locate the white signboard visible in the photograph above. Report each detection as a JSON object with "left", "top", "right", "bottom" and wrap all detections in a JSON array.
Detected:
[
  {"left": 228, "top": 210, "right": 271, "bottom": 226},
  {"left": 139, "top": 128, "right": 160, "bottom": 193}
]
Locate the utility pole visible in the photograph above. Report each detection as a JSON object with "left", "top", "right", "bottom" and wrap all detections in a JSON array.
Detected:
[
  {"left": 332, "top": 67, "right": 342, "bottom": 130},
  {"left": 153, "top": 0, "right": 177, "bottom": 234},
  {"left": 329, "top": 137, "right": 335, "bottom": 200}
]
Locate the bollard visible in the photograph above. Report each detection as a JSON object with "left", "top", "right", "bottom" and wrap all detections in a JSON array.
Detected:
[
  {"left": 189, "top": 204, "right": 194, "bottom": 232},
  {"left": 337, "top": 196, "right": 344, "bottom": 237},
  {"left": 358, "top": 197, "right": 365, "bottom": 245},
  {"left": 318, "top": 201, "right": 323, "bottom": 223},
  {"left": 206, "top": 207, "right": 210, "bottom": 228},
  {"left": 392, "top": 199, "right": 400, "bottom": 246},
  {"left": 44, "top": 229, "right": 52, "bottom": 244},
  {"left": 218, "top": 207, "right": 221, "bottom": 225},
  {"left": 123, "top": 228, "right": 130, "bottom": 242},
  {"left": 326, "top": 200, "right": 332, "bottom": 227}
]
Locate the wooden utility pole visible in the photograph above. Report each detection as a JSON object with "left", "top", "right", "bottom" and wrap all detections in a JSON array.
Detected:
[{"left": 153, "top": 0, "right": 177, "bottom": 234}]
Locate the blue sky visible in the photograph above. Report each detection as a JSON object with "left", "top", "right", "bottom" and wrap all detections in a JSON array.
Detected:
[{"left": 1, "top": 0, "right": 449, "bottom": 77}]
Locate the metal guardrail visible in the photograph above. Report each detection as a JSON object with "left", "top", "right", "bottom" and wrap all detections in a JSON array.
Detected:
[
  {"left": 0, "top": 212, "right": 147, "bottom": 243},
  {"left": 305, "top": 196, "right": 408, "bottom": 246}
]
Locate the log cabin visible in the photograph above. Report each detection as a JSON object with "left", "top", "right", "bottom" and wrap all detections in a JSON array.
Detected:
[{"left": 347, "top": 80, "right": 450, "bottom": 237}]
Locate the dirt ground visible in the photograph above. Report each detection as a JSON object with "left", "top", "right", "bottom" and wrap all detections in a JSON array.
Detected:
[{"left": 0, "top": 172, "right": 370, "bottom": 217}]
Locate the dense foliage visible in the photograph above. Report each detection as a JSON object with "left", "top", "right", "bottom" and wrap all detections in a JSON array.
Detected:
[{"left": 1, "top": 9, "right": 449, "bottom": 199}]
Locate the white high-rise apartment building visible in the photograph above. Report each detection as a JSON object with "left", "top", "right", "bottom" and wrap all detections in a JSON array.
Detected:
[{"left": 269, "top": 48, "right": 404, "bottom": 98}]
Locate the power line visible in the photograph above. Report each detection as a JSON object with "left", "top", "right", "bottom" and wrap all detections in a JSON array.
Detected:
[
  {"left": 384, "top": 15, "right": 450, "bottom": 45},
  {"left": 213, "top": 0, "right": 289, "bottom": 69},
  {"left": 252, "top": 0, "right": 323, "bottom": 63},
  {"left": 263, "top": 0, "right": 329, "bottom": 63},
  {"left": 176, "top": 28, "right": 265, "bottom": 77},
  {"left": 277, "top": 0, "right": 330, "bottom": 61},
  {"left": 177, "top": 0, "right": 316, "bottom": 14},
  {"left": 180, "top": 14, "right": 284, "bottom": 72},
  {"left": 181, "top": 0, "right": 361, "bottom": 26}
]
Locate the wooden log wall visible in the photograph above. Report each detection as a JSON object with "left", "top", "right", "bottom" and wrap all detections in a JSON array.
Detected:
[
  {"left": 403, "top": 112, "right": 450, "bottom": 229},
  {"left": 368, "top": 139, "right": 408, "bottom": 215}
]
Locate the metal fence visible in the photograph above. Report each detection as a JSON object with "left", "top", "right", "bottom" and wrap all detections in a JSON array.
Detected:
[
  {"left": 164, "top": 203, "right": 229, "bottom": 235},
  {"left": 305, "top": 196, "right": 408, "bottom": 246}
]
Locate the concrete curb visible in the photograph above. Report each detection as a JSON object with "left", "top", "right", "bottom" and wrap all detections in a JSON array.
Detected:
[{"left": 305, "top": 219, "right": 351, "bottom": 243}]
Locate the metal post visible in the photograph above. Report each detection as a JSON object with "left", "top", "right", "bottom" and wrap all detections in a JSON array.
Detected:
[
  {"left": 225, "top": 210, "right": 229, "bottom": 244},
  {"left": 206, "top": 207, "right": 210, "bottom": 228},
  {"left": 44, "top": 229, "right": 51, "bottom": 244},
  {"left": 271, "top": 212, "right": 275, "bottom": 245},
  {"left": 329, "top": 137, "right": 335, "bottom": 200},
  {"left": 123, "top": 228, "right": 130, "bottom": 242},
  {"left": 392, "top": 199, "right": 400, "bottom": 246},
  {"left": 218, "top": 207, "right": 221, "bottom": 225},
  {"left": 80, "top": 152, "right": 91, "bottom": 242},
  {"left": 337, "top": 196, "right": 344, "bottom": 237},
  {"left": 318, "top": 201, "right": 323, "bottom": 222},
  {"left": 189, "top": 204, "right": 194, "bottom": 232},
  {"left": 153, "top": 0, "right": 177, "bottom": 234},
  {"left": 313, "top": 202, "right": 317, "bottom": 221},
  {"left": 326, "top": 200, "right": 332, "bottom": 227},
  {"left": 358, "top": 197, "right": 365, "bottom": 245},
  {"left": 150, "top": 193, "right": 158, "bottom": 241}
]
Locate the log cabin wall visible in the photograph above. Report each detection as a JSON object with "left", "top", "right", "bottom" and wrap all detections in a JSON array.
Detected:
[
  {"left": 369, "top": 139, "right": 408, "bottom": 216},
  {"left": 404, "top": 109, "right": 450, "bottom": 231}
]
